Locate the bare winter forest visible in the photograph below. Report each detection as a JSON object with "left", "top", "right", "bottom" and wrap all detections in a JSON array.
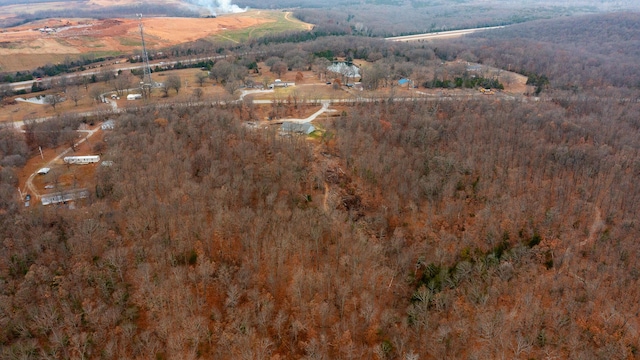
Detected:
[
  {"left": 266, "top": 0, "right": 640, "bottom": 37},
  {"left": 1, "top": 3, "right": 640, "bottom": 360}
]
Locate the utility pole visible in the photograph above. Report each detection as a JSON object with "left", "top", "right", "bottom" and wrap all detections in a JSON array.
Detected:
[{"left": 137, "top": 13, "right": 153, "bottom": 98}]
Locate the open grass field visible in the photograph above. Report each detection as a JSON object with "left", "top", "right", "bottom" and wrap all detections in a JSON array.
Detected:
[
  {"left": 207, "top": 10, "right": 313, "bottom": 43},
  {"left": 0, "top": 9, "right": 312, "bottom": 72}
]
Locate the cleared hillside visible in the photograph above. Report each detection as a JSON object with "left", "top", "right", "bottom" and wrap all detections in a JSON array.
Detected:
[{"left": 0, "top": 10, "right": 311, "bottom": 72}]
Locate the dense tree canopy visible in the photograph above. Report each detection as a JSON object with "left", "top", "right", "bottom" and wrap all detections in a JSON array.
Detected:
[{"left": 1, "top": 9, "right": 640, "bottom": 360}]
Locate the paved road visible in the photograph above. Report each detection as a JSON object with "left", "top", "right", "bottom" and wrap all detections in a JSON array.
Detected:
[
  {"left": 386, "top": 26, "right": 506, "bottom": 42},
  {"left": 5, "top": 107, "right": 113, "bottom": 130},
  {"left": 7, "top": 54, "right": 233, "bottom": 91},
  {"left": 281, "top": 101, "right": 331, "bottom": 124}
]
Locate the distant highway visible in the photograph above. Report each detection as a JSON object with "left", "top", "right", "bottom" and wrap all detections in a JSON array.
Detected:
[{"left": 385, "top": 26, "right": 506, "bottom": 42}]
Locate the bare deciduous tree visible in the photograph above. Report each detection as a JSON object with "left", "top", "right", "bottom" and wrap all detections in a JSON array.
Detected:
[
  {"left": 66, "top": 86, "right": 81, "bottom": 106},
  {"left": 195, "top": 72, "right": 208, "bottom": 87},
  {"left": 270, "top": 61, "right": 288, "bottom": 78},
  {"left": 160, "top": 75, "right": 181, "bottom": 96},
  {"left": 45, "top": 93, "right": 63, "bottom": 110}
]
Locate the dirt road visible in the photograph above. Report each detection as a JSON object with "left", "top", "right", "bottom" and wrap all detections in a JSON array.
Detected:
[{"left": 23, "top": 126, "right": 101, "bottom": 201}]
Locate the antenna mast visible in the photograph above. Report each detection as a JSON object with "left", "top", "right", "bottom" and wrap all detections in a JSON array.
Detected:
[{"left": 137, "top": 14, "right": 153, "bottom": 95}]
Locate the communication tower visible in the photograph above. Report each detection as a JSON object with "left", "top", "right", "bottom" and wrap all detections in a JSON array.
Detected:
[{"left": 137, "top": 14, "right": 153, "bottom": 95}]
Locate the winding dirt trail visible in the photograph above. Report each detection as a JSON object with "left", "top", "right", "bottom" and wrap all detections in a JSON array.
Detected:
[
  {"left": 557, "top": 205, "right": 603, "bottom": 278},
  {"left": 580, "top": 207, "right": 603, "bottom": 247},
  {"left": 323, "top": 182, "right": 329, "bottom": 212},
  {"left": 284, "top": 11, "right": 313, "bottom": 30}
]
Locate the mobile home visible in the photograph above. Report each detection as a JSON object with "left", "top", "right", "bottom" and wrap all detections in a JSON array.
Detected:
[
  {"left": 127, "top": 94, "right": 143, "bottom": 100},
  {"left": 63, "top": 156, "right": 100, "bottom": 165}
]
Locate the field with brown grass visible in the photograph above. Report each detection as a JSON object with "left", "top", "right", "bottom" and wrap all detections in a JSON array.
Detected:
[{"left": 0, "top": 9, "right": 311, "bottom": 72}]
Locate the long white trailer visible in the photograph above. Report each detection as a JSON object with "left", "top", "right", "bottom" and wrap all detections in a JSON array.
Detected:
[
  {"left": 41, "top": 189, "right": 89, "bottom": 206},
  {"left": 63, "top": 155, "right": 100, "bottom": 165}
]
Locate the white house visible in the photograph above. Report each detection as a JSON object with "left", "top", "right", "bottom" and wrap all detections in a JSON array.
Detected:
[{"left": 327, "top": 62, "right": 361, "bottom": 80}]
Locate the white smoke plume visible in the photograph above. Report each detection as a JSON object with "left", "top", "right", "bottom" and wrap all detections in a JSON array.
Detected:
[{"left": 189, "top": 0, "right": 248, "bottom": 16}]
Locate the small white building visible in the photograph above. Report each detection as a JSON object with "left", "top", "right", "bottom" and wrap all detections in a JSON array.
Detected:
[
  {"left": 63, "top": 156, "right": 100, "bottom": 165},
  {"left": 127, "top": 94, "right": 143, "bottom": 100},
  {"left": 101, "top": 120, "right": 115, "bottom": 130},
  {"left": 37, "top": 167, "right": 50, "bottom": 175}
]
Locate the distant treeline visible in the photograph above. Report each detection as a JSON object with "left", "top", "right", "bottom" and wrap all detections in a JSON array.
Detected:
[
  {"left": 434, "top": 12, "right": 640, "bottom": 89},
  {"left": 235, "top": 0, "right": 359, "bottom": 8},
  {"left": 1, "top": 55, "right": 117, "bottom": 84},
  {"left": 287, "top": 1, "right": 639, "bottom": 37},
  {"left": 1, "top": 3, "right": 200, "bottom": 28},
  {"left": 28, "top": 4, "right": 199, "bottom": 19},
  {"left": 424, "top": 76, "right": 504, "bottom": 90},
  {"left": 0, "top": 0, "right": 78, "bottom": 4}
]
